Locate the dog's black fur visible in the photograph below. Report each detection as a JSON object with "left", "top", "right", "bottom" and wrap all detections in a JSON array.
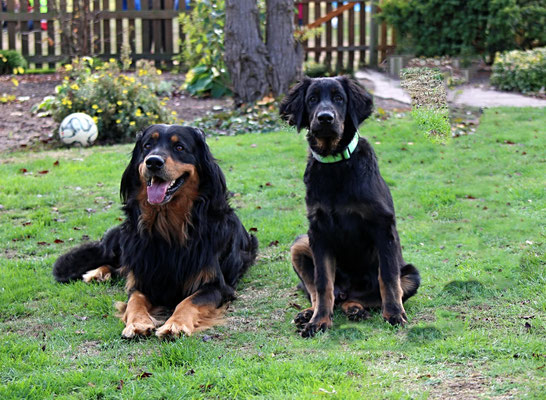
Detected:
[
  {"left": 280, "top": 77, "right": 420, "bottom": 337},
  {"left": 53, "top": 125, "right": 258, "bottom": 338}
]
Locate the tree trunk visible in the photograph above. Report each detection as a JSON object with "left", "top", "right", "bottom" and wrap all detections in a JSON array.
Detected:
[
  {"left": 224, "top": 0, "right": 271, "bottom": 105},
  {"left": 266, "top": 0, "right": 304, "bottom": 96}
]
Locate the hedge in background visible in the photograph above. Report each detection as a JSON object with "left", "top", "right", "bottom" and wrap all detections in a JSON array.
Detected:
[
  {"left": 490, "top": 47, "right": 546, "bottom": 93},
  {"left": 379, "top": 0, "right": 545, "bottom": 59},
  {"left": 0, "top": 50, "right": 27, "bottom": 74}
]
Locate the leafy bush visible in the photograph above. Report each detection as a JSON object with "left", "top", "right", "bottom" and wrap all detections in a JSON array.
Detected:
[
  {"left": 379, "top": 0, "right": 545, "bottom": 59},
  {"left": 38, "top": 58, "right": 176, "bottom": 143},
  {"left": 177, "top": 0, "right": 230, "bottom": 97},
  {"left": 0, "top": 50, "right": 27, "bottom": 75},
  {"left": 490, "top": 47, "right": 546, "bottom": 93}
]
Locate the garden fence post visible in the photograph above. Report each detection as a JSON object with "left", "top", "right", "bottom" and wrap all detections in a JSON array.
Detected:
[{"left": 369, "top": 0, "right": 379, "bottom": 68}]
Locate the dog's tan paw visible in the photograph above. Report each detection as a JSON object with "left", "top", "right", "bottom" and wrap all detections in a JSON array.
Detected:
[
  {"left": 82, "top": 266, "right": 111, "bottom": 283},
  {"left": 155, "top": 321, "right": 193, "bottom": 339},
  {"left": 121, "top": 321, "right": 155, "bottom": 339}
]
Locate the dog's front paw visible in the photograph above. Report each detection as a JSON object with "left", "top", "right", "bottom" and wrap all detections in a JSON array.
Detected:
[
  {"left": 293, "top": 308, "right": 314, "bottom": 328},
  {"left": 121, "top": 321, "right": 155, "bottom": 339},
  {"left": 386, "top": 312, "right": 408, "bottom": 326},
  {"left": 300, "top": 315, "right": 332, "bottom": 338},
  {"left": 156, "top": 321, "right": 193, "bottom": 339}
]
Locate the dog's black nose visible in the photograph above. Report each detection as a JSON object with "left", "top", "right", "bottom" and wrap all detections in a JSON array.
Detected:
[
  {"left": 145, "top": 156, "right": 164, "bottom": 171},
  {"left": 317, "top": 111, "right": 334, "bottom": 124}
]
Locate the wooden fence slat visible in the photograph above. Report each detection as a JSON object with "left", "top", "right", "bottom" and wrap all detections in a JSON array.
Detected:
[
  {"left": 325, "top": 1, "right": 332, "bottom": 70},
  {"left": 7, "top": 0, "right": 16, "bottom": 50},
  {"left": 102, "top": 0, "right": 111, "bottom": 55},
  {"left": 93, "top": 0, "right": 100, "bottom": 54},
  {"left": 336, "top": 4, "right": 344, "bottom": 71},
  {"left": 46, "top": 0, "right": 54, "bottom": 67},
  {"left": 127, "top": 0, "right": 136, "bottom": 55},
  {"left": 164, "top": 0, "right": 174, "bottom": 66},
  {"left": 21, "top": 0, "right": 30, "bottom": 61},
  {"left": 359, "top": 0, "right": 366, "bottom": 67},
  {"left": 115, "top": 0, "right": 122, "bottom": 55},
  {"left": 33, "top": 0, "right": 42, "bottom": 68},
  {"left": 141, "top": 0, "right": 150, "bottom": 54},
  {"left": 348, "top": 3, "right": 355, "bottom": 71},
  {"left": 301, "top": 1, "right": 308, "bottom": 61},
  {"left": 313, "top": 0, "right": 321, "bottom": 63}
]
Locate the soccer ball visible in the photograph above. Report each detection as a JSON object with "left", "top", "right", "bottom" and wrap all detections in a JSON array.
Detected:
[{"left": 59, "top": 113, "right": 98, "bottom": 146}]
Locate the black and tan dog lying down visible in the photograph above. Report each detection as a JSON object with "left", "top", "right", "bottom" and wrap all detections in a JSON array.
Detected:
[
  {"left": 53, "top": 125, "right": 258, "bottom": 339},
  {"left": 280, "top": 76, "right": 420, "bottom": 337}
]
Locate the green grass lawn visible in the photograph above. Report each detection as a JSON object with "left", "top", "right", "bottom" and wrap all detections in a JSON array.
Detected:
[{"left": 0, "top": 108, "right": 544, "bottom": 399}]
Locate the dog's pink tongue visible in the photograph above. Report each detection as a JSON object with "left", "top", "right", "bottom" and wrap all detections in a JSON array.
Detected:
[{"left": 147, "top": 180, "right": 170, "bottom": 204}]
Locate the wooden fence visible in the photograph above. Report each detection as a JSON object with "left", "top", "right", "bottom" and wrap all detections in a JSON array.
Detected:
[
  {"left": 296, "top": 0, "right": 396, "bottom": 71},
  {"left": 0, "top": 0, "right": 395, "bottom": 71},
  {"left": 0, "top": 0, "right": 185, "bottom": 68}
]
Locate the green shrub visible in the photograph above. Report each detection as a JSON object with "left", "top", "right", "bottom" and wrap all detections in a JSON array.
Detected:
[
  {"left": 490, "top": 47, "right": 546, "bottom": 93},
  {"left": 379, "top": 0, "right": 545, "bottom": 59},
  {"left": 177, "top": 0, "right": 230, "bottom": 97},
  {"left": 0, "top": 50, "right": 27, "bottom": 75},
  {"left": 38, "top": 57, "right": 176, "bottom": 143}
]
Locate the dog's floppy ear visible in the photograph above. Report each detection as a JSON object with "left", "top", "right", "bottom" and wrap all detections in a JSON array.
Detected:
[
  {"left": 120, "top": 129, "right": 145, "bottom": 204},
  {"left": 189, "top": 128, "right": 227, "bottom": 206},
  {"left": 279, "top": 77, "right": 311, "bottom": 132},
  {"left": 338, "top": 76, "right": 373, "bottom": 132}
]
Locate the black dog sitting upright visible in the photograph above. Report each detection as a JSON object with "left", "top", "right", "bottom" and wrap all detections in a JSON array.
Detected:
[
  {"left": 53, "top": 125, "right": 258, "bottom": 339},
  {"left": 280, "top": 77, "right": 420, "bottom": 337}
]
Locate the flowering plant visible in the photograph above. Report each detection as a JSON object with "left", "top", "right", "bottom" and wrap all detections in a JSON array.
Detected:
[{"left": 40, "top": 58, "right": 177, "bottom": 143}]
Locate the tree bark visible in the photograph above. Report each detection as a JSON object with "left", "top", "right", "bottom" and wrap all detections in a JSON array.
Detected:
[
  {"left": 224, "top": 0, "right": 271, "bottom": 105},
  {"left": 266, "top": 0, "right": 304, "bottom": 96}
]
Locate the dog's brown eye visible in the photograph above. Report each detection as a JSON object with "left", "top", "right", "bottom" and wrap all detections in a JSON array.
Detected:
[
  {"left": 143, "top": 142, "right": 152, "bottom": 150},
  {"left": 174, "top": 144, "right": 184, "bottom": 152},
  {"left": 308, "top": 96, "right": 318, "bottom": 103},
  {"left": 334, "top": 94, "right": 343, "bottom": 102}
]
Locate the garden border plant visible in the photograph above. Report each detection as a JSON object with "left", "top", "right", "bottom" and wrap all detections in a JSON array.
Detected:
[{"left": 34, "top": 57, "right": 177, "bottom": 144}]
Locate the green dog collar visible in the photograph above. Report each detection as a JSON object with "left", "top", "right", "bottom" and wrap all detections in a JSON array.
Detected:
[{"left": 310, "top": 132, "right": 360, "bottom": 163}]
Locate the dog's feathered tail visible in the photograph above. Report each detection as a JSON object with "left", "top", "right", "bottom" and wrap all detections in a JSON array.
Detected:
[{"left": 52, "top": 227, "right": 122, "bottom": 283}]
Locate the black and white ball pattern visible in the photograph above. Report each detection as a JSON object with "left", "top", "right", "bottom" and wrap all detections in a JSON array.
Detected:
[{"left": 59, "top": 113, "right": 98, "bottom": 146}]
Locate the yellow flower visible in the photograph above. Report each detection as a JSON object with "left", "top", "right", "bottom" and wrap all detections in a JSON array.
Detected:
[
  {"left": 92, "top": 116, "right": 98, "bottom": 123},
  {"left": 97, "top": 109, "right": 103, "bottom": 113},
  {"left": 117, "top": 101, "right": 123, "bottom": 106},
  {"left": 129, "top": 121, "right": 135, "bottom": 126},
  {"left": 171, "top": 111, "right": 177, "bottom": 115},
  {"left": 109, "top": 58, "right": 116, "bottom": 63},
  {"left": 64, "top": 64, "right": 73, "bottom": 71},
  {"left": 92, "top": 104, "right": 98, "bottom": 109},
  {"left": 116, "top": 119, "right": 121, "bottom": 124},
  {"left": 11, "top": 78, "right": 19, "bottom": 87},
  {"left": 156, "top": 69, "right": 162, "bottom": 75},
  {"left": 70, "top": 84, "right": 79, "bottom": 90},
  {"left": 123, "top": 90, "right": 128, "bottom": 94},
  {"left": 135, "top": 109, "right": 142, "bottom": 117}
]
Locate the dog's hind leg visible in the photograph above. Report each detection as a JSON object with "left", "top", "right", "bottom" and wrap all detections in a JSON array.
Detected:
[
  {"left": 290, "top": 235, "right": 318, "bottom": 327},
  {"left": 340, "top": 299, "right": 372, "bottom": 321},
  {"left": 53, "top": 226, "right": 122, "bottom": 283}
]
